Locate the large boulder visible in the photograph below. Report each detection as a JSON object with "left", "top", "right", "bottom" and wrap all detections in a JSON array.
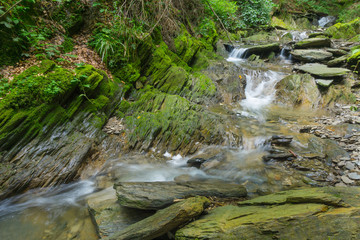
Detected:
[
  {"left": 114, "top": 180, "right": 247, "bottom": 210},
  {"left": 243, "top": 43, "right": 280, "bottom": 58},
  {"left": 325, "top": 18, "right": 360, "bottom": 39},
  {"left": 294, "top": 38, "right": 331, "bottom": 49},
  {"left": 0, "top": 61, "right": 121, "bottom": 200},
  {"left": 108, "top": 196, "right": 210, "bottom": 240},
  {"left": 175, "top": 187, "right": 360, "bottom": 240},
  {"left": 275, "top": 74, "right": 321, "bottom": 108},
  {"left": 294, "top": 63, "right": 351, "bottom": 77},
  {"left": 290, "top": 49, "right": 333, "bottom": 62}
]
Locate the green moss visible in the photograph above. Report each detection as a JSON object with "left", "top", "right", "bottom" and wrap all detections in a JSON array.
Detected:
[
  {"left": 90, "top": 95, "right": 109, "bottom": 111},
  {"left": 0, "top": 61, "right": 120, "bottom": 152},
  {"left": 61, "top": 36, "right": 75, "bottom": 53},
  {"left": 174, "top": 29, "right": 202, "bottom": 64},
  {"left": 114, "top": 64, "right": 141, "bottom": 84},
  {"left": 325, "top": 18, "right": 360, "bottom": 39},
  {"left": 347, "top": 46, "right": 360, "bottom": 65},
  {"left": 190, "top": 73, "right": 217, "bottom": 101}
]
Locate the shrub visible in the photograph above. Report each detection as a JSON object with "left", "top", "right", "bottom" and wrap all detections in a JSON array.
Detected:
[
  {"left": 204, "top": 0, "right": 244, "bottom": 31},
  {"left": 236, "top": 0, "right": 274, "bottom": 27}
]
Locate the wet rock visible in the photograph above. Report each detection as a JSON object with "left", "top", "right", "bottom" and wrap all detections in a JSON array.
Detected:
[
  {"left": 108, "top": 196, "right": 209, "bottom": 240},
  {"left": 114, "top": 180, "right": 247, "bottom": 210},
  {"left": 294, "top": 63, "right": 351, "bottom": 77},
  {"left": 243, "top": 43, "right": 280, "bottom": 58},
  {"left": 275, "top": 74, "right": 321, "bottom": 108},
  {"left": 176, "top": 187, "right": 360, "bottom": 240},
  {"left": 270, "top": 135, "right": 293, "bottom": 145},
  {"left": 263, "top": 153, "right": 295, "bottom": 162},
  {"left": 294, "top": 38, "right": 331, "bottom": 49},
  {"left": 348, "top": 172, "right": 360, "bottom": 180},
  {"left": 316, "top": 79, "right": 333, "bottom": 87},
  {"left": 187, "top": 158, "right": 206, "bottom": 168},
  {"left": 87, "top": 188, "right": 154, "bottom": 238},
  {"left": 290, "top": 49, "right": 333, "bottom": 62}
]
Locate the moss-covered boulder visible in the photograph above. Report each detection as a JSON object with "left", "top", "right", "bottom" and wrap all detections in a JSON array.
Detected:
[
  {"left": 113, "top": 32, "right": 241, "bottom": 155},
  {"left": 347, "top": 46, "right": 360, "bottom": 70},
  {"left": 275, "top": 74, "right": 322, "bottom": 109},
  {"left": 325, "top": 18, "right": 360, "bottom": 39},
  {"left": 290, "top": 49, "right": 333, "bottom": 62},
  {"left": 0, "top": 61, "right": 121, "bottom": 199},
  {"left": 175, "top": 187, "right": 360, "bottom": 240},
  {"left": 271, "top": 16, "right": 290, "bottom": 30},
  {"left": 294, "top": 38, "right": 331, "bottom": 49}
]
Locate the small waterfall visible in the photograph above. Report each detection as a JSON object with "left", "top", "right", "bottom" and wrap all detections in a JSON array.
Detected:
[
  {"left": 279, "top": 48, "right": 287, "bottom": 60},
  {"left": 291, "top": 31, "right": 308, "bottom": 41},
  {"left": 228, "top": 48, "right": 248, "bottom": 60},
  {"left": 318, "top": 16, "right": 336, "bottom": 28},
  {"left": 240, "top": 70, "right": 285, "bottom": 120},
  {"left": 279, "top": 48, "right": 292, "bottom": 62}
]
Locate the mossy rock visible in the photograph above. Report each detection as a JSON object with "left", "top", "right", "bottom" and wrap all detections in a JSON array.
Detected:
[
  {"left": 347, "top": 46, "right": 360, "bottom": 67},
  {"left": 0, "top": 61, "right": 121, "bottom": 199},
  {"left": 325, "top": 18, "right": 360, "bottom": 39},
  {"left": 174, "top": 29, "right": 203, "bottom": 64},
  {"left": 175, "top": 187, "right": 360, "bottom": 240},
  {"left": 271, "top": 16, "right": 290, "bottom": 30}
]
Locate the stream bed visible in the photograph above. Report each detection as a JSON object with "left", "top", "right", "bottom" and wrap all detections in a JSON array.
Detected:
[{"left": 0, "top": 37, "right": 358, "bottom": 239}]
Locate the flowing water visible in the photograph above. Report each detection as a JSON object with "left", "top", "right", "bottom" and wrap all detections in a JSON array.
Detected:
[{"left": 0, "top": 44, "right": 328, "bottom": 238}]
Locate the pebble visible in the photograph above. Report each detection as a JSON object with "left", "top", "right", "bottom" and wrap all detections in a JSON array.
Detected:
[
  {"left": 338, "top": 161, "right": 345, "bottom": 167},
  {"left": 341, "top": 175, "right": 354, "bottom": 184},
  {"left": 345, "top": 162, "right": 356, "bottom": 171},
  {"left": 348, "top": 172, "right": 360, "bottom": 180}
]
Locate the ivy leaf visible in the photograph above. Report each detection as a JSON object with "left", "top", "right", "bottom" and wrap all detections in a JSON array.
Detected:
[{"left": 0, "top": 21, "right": 13, "bottom": 29}]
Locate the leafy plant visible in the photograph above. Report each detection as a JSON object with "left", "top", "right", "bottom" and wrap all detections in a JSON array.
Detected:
[
  {"left": 236, "top": 0, "right": 274, "bottom": 27},
  {"left": 204, "top": 0, "right": 244, "bottom": 31}
]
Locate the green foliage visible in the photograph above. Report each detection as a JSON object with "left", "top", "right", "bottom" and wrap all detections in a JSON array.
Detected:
[
  {"left": 273, "top": 0, "right": 359, "bottom": 23},
  {"left": 236, "top": 0, "right": 274, "bottom": 27},
  {"left": 338, "top": 3, "right": 360, "bottom": 23},
  {"left": 89, "top": 20, "right": 142, "bottom": 68},
  {"left": 204, "top": 0, "right": 244, "bottom": 31}
]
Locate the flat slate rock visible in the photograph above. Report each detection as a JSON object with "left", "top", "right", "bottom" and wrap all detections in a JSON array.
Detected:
[
  {"left": 327, "top": 55, "right": 348, "bottom": 67},
  {"left": 176, "top": 187, "right": 360, "bottom": 240},
  {"left": 294, "top": 63, "right": 350, "bottom": 77},
  {"left": 107, "top": 196, "right": 210, "bottom": 240},
  {"left": 114, "top": 180, "right": 247, "bottom": 210},
  {"left": 290, "top": 49, "right": 333, "bottom": 62},
  {"left": 326, "top": 48, "right": 348, "bottom": 57},
  {"left": 294, "top": 38, "right": 331, "bottom": 49},
  {"left": 316, "top": 79, "right": 333, "bottom": 87},
  {"left": 87, "top": 188, "right": 154, "bottom": 238}
]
